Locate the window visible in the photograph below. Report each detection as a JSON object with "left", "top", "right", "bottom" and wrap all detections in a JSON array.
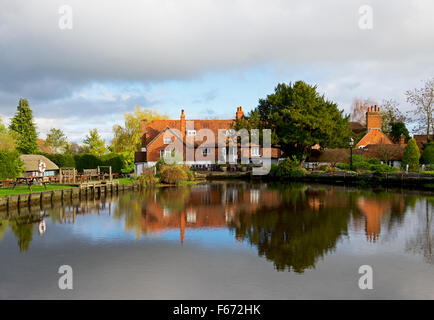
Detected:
[
  {"left": 251, "top": 147, "right": 260, "bottom": 157},
  {"left": 164, "top": 137, "right": 172, "bottom": 144},
  {"left": 187, "top": 130, "right": 196, "bottom": 136},
  {"left": 202, "top": 148, "right": 211, "bottom": 156},
  {"left": 160, "top": 149, "right": 172, "bottom": 158}
]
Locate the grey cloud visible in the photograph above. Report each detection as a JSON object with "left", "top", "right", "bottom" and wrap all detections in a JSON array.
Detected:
[{"left": 1, "top": 0, "right": 434, "bottom": 93}]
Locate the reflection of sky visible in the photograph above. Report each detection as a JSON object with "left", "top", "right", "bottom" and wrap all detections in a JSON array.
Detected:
[{"left": 44, "top": 211, "right": 246, "bottom": 249}]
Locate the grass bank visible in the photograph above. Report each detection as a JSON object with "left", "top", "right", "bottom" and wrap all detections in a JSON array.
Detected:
[{"left": 0, "top": 184, "right": 74, "bottom": 197}]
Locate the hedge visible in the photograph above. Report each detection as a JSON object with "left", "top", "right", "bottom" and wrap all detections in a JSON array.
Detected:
[{"left": 41, "top": 152, "right": 134, "bottom": 174}]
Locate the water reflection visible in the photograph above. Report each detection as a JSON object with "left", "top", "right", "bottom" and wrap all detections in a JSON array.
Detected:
[{"left": 1, "top": 182, "right": 434, "bottom": 272}]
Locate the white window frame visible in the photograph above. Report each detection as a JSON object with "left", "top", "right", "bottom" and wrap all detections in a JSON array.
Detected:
[
  {"left": 202, "top": 148, "right": 211, "bottom": 156},
  {"left": 164, "top": 137, "right": 172, "bottom": 144},
  {"left": 251, "top": 146, "right": 260, "bottom": 157},
  {"left": 187, "top": 130, "right": 196, "bottom": 136}
]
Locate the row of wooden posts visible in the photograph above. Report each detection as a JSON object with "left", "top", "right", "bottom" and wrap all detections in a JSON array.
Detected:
[{"left": 0, "top": 181, "right": 140, "bottom": 213}]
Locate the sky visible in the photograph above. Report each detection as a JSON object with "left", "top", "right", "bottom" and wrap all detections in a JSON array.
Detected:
[{"left": 0, "top": 0, "right": 433, "bottom": 143}]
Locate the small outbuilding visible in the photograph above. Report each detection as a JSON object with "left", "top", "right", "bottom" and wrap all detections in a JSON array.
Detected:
[{"left": 19, "top": 154, "right": 59, "bottom": 177}]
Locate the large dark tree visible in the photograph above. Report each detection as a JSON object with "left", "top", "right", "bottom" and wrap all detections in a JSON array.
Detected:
[
  {"left": 390, "top": 121, "right": 410, "bottom": 143},
  {"left": 237, "top": 81, "right": 350, "bottom": 163},
  {"left": 9, "top": 98, "right": 39, "bottom": 154}
]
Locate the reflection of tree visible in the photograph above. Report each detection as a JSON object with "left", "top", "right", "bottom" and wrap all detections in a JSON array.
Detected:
[
  {"left": 406, "top": 199, "right": 434, "bottom": 264},
  {"left": 9, "top": 220, "right": 34, "bottom": 252},
  {"left": 113, "top": 192, "right": 145, "bottom": 238},
  {"left": 230, "top": 186, "right": 351, "bottom": 273},
  {"left": 0, "top": 219, "right": 9, "bottom": 244}
]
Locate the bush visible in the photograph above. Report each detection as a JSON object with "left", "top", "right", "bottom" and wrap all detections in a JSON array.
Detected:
[
  {"left": 401, "top": 138, "right": 420, "bottom": 171},
  {"left": 180, "top": 165, "right": 194, "bottom": 181},
  {"left": 138, "top": 168, "right": 158, "bottom": 187},
  {"left": 270, "top": 157, "right": 306, "bottom": 177},
  {"left": 159, "top": 165, "right": 188, "bottom": 184},
  {"left": 421, "top": 141, "right": 434, "bottom": 165},
  {"left": 0, "top": 151, "right": 24, "bottom": 180}
]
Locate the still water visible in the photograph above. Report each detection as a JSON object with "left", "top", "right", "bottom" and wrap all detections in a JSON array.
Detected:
[{"left": 1, "top": 181, "right": 434, "bottom": 299}]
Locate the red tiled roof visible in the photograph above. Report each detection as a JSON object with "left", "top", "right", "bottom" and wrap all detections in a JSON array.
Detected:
[
  {"left": 414, "top": 134, "right": 434, "bottom": 153},
  {"left": 355, "top": 129, "right": 392, "bottom": 148},
  {"left": 144, "top": 119, "right": 235, "bottom": 147},
  {"left": 356, "top": 144, "right": 406, "bottom": 161}
]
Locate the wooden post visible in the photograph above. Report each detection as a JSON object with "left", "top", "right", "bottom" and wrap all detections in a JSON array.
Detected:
[
  {"left": 109, "top": 166, "right": 112, "bottom": 181},
  {"left": 59, "top": 168, "right": 63, "bottom": 184}
]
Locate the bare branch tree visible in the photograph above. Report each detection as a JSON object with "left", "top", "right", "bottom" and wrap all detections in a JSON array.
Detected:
[
  {"left": 381, "top": 99, "right": 407, "bottom": 134},
  {"left": 406, "top": 78, "right": 434, "bottom": 136},
  {"left": 351, "top": 98, "right": 377, "bottom": 125}
]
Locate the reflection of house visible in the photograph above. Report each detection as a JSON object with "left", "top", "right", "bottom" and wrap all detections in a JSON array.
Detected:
[
  {"left": 20, "top": 154, "right": 59, "bottom": 177},
  {"left": 139, "top": 185, "right": 281, "bottom": 243}
]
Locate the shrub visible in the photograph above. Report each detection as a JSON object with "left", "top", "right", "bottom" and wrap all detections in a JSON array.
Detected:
[
  {"left": 271, "top": 157, "right": 306, "bottom": 177},
  {"left": 0, "top": 151, "right": 24, "bottom": 180},
  {"left": 421, "top": 141, "right": 434, "bottom": 165},
  {"left": 159, "top": 165, "right": 188, "bottom": 184},
  {"left": 138, "top": 168, "right": 158, "bottom": 187},
  {"left": 401, "top": 138, "right": 420, "bottom": 171},
  {"left": 181, "top": 165, "right": 194, "bottom": 181}
]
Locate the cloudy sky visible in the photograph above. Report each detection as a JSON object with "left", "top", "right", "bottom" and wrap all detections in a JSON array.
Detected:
[{"left": 1, "top": 0, "right": 433, "bottom": 143}]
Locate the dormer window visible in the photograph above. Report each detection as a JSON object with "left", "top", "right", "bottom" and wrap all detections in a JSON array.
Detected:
[
  {"left": 164, "top": 137, "right": 172, "bottom": 144},
  {"left": 187, "top": 130, "right": 196, "bottom": 136}
]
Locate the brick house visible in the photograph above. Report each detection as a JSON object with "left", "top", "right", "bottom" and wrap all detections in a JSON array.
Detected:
[
  {"left": 134, "top": 106, "right": 283, "bottom": 174},
  {"left": 304, "top": 105, "right": 407, "bottom": 168}
]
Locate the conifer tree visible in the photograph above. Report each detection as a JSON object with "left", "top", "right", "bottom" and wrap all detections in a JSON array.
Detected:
[
  {"left": 401, "top": 138, "right": 420, "bottom": 171},
  {"left": 9, "top": 98, "right": 39, "bottom": 154}
]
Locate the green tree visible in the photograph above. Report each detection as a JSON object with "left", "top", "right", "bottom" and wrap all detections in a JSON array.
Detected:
[
  {"left": 9, "top": 98, "right": 39, "bottom": 154},
  {"left": 83, "top": 128, "right": 108, "bottom": 156},
  {"left": 401, "top": 138, "right": 421, "bottom": 171},
  {"left": 390, "top": 121, "right": 410, "bottom": 143},
  {"left": 111, "top": 106, "right": 168, "bottom": 153},
  {"left": 237, "top": 81, "right": 350, "bottom": 163},
  {"left": 0, "top": 150, "right": 24, "bottom": 180},
  {"left": 381, "top": 99, "right": 407, "bottom": 134},
  {"left": 46, "top": 128, "right": 67, "bottom": 153},
  {"left": 420, "top": 142, "right": 434, "bottom": 165},
  {"left": 0, "top": 116, "right": 16, "bottom": 151}
]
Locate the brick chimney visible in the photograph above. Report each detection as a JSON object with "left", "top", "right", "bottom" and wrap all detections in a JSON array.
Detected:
[
  {"left": 180, "top": 109, "right": 186, "bottom": 137},
  {"left": 366, "top": 105, "right": 382, "bottom": 131},
  {"left": 236, "top": 106, "right": 244, "bottom": 120}
]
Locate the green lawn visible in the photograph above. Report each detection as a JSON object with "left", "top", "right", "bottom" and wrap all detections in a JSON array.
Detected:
[
  {"left": 115, "top": 178, "right": 134, "bottom": 185},
  {"left": 0, "top": 184, "right": 74, "bottom": 197}
]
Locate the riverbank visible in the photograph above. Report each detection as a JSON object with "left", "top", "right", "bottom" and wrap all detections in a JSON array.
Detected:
[
  {"left": 205, "top": 170, "right": 434, "bottom": 190},
  {"left": 0, "top": 179, "right": 138, "bottom": 212}
]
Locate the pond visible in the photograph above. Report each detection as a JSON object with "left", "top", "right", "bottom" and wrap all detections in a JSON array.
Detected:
[{"left": 0, "top": 181, "right": 433, "bottom": 299}]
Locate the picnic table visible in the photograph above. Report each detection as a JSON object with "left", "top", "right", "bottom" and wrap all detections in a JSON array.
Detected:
[{"left": 12, "top": 176, "right": 48, "bottom": 191}]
